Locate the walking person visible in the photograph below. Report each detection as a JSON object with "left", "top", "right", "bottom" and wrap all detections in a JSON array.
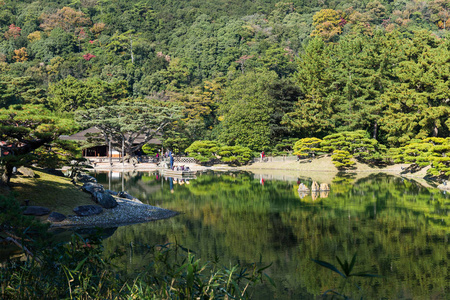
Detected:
[{"left": 169, "top": 152, "right": 174, "bottom": 169}]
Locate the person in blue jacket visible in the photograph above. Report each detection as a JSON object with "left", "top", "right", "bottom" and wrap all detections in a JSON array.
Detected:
[{"left": 169, "top": 151, "right": 174, "bottom": 169}]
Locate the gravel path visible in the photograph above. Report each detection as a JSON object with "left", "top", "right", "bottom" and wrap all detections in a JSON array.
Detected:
[{"left": 50, "top": 198, "right": 179, "bottom": 228}]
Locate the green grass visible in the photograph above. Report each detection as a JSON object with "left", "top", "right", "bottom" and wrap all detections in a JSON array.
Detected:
[{"left": 2, "top": 168, "right": 94, "bottom": 216}]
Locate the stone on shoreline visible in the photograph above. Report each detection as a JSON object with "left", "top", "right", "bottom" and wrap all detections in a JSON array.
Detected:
[
  {"left": 76, "top": 174, "right": 98, "bottom": 183},
  {"left": 320, "top": 183, "right": 330, "bottom": 191},
  {"left": 311, "top": 181, "right": 320, "bottom": 192},
  {"left": 82, "top": 182, "right": 104, "bottom": 194},
  {"left": 74, "top": 205, "right": 103, "bottom": 216},
  {"left": 118, "top": 191, "right": 142, "bottom": 203},
  {"left": 48, "top": 212, "right": 66, "bottom": 222},
  {"left": 93, "top": 191, "right": 118, "bottom": 208},
  {"left": 106, "top": 189, "right": 118, "bottom": 196},
  {"left": 298, "top": 183, "right": 310, "bottom": 192},
  {"left": 23, "top": 206, "right": 50, "bottom": 216}
]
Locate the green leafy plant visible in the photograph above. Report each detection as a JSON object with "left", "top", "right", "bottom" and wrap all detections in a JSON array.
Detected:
[
  {"left": 293, "top": 137, "right": 323, "bottom": 158},
  {"left": 331, "top": 150, "right": 356, "bottom": 170},
  {"left": 218, "top": 145, "right": 253, "bottom": 166},
  {"left": 389, "top": 137, "right": 450, "bottom": 178},
  {"left": 185, "top": 140, "right": 220, "bottom": 164},
  {"left": 1, "top": 234, "right": 272, "bottom": 299},
  {"left": 312, "top": 253, "right": 382, "bottom": 298},
  {"left": 321, "top": 130, "right": 387, "bottom": 166}
]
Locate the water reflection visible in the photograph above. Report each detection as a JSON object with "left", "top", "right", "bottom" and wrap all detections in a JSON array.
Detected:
[{"left": 92, "top": 171, "right": 449, "bottom": 299}]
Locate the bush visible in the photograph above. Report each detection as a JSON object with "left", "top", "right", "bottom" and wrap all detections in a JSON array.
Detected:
[
  {"left": 293, "top": 137, "right": 323, "bottom": 158},
  {"left": 321, "top": 131, "right": 387, "bottom": 165},
  {"left": 217, "top": 145, "right": 253, "bottom": 166},
  {"left": 389, "top": 137, "right": 450, "bottom": 178},
  {"left": 185, "top": 140, "right": 220, "bottom": 163}
]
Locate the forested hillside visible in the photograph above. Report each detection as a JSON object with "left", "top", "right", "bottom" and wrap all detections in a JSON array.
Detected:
[{"left": 1, "top": 0, "right": 450, "bottom": 152}]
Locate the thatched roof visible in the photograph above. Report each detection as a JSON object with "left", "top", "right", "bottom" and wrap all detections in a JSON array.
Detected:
[{"left": 60, "top": 127, "right": 162, "bottom": 145}]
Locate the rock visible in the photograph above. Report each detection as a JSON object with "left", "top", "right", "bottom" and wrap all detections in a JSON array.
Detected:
[
  {"left": 311, "top": 181, "right": 320, "bottom": 192},
  {"left": 320, "top": 183, "right": 330, "bottom": 191},
  {"left": 47, "top": 212, "right": 66, "bottom": 222},
  {"left": 105, "top": 190, "right": 118, "bottom": 196},
  {"left": 73, "top": 205, "right": 103, "bottom": 216},
  {"left": 298, "top": 183, "right": 310, "bottom": 192},
  {"left": 82, "top": 182, "right": 104, "bottom": 194},
  {"left": 18, "top": 166, "right": 35, "bottom": 178},
  {"left": 117, "top": 191, "right": 142, "bottom": 203},
  {"left": 118, "top": 191, "right": 132, "bottom": 199},
  {"left": 23, "top": 206, "right": 50, "bottom": 216},
  {"left": 76, "top": 174, "right": 97, "bottom": 183},
  {"left": 93, "top": 191, "right": 118, "bottom": 209}
]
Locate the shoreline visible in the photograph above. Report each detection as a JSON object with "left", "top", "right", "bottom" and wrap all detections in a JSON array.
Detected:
[
  {"left": 54, "top": 156, "right": 447, "bottom": 228},
  {"left": 50, "top": 198, "right": 179, "bottom": 229},
  {"left": 81, "top": 156, "right": 432, "bottom": 182}
]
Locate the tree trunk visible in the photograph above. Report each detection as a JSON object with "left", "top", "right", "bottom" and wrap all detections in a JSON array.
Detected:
[
  {"left": 373, "top": 121, "right": 378, "bottom": 140},
  {"left": 433, "top": 124, "right": 438, "bottom": 137},
  {"left": 1, "top": 164, "right": 13, "bottom": 186}
]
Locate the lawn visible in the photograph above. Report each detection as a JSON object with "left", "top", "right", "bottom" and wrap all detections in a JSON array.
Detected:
[{"left": 1, "top": 168, "right": 94, "bottom": 216}]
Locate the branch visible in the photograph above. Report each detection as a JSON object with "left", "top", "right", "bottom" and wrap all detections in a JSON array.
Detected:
[{"left": 5, "top": 237, "right": 42, "bottom": 264}]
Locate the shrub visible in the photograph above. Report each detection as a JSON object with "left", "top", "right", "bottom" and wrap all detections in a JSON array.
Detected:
[
  {"left": 185, "top": 140, "right": 220, "bottom": 163},
  {"left": 293, "top": 137, "right": 323, "bottom": 158},
  {"left": 218, "top": 145, "right": 253, "bottom": 165}
]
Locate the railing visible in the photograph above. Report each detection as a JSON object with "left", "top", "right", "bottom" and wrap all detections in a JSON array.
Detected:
[
  {"left": 251, "top": 155, "right": 298, "bottom": 163},
  {"left": 88, "top": 155, "right": 301, "bottom": 166},
  {"left": 87, "top": 156, "right": 199, "bottom": 165}
]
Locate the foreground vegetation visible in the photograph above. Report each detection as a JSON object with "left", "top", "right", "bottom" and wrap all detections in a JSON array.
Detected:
[
  {"left": 0, "top": 191, "right": 270, "bottom": 299},
  {"left": 1, "top": 234, "right": 270, "bottom": 299}
]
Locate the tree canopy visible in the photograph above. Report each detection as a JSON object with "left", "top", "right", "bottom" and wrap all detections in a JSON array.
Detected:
[
  {"left": 1, "top": 0, "right": 450, "bottom": 167},
  {"left": 75, "top": 101, "right": 183, "bottom": 156},
  {"left": 0, "top": 104, "right": 75, "bottom": 185}
]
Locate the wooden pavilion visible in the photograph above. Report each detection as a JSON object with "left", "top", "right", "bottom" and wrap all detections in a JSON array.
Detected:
[{"left": 60, "top": 127, "right": 161, "bottom": 158}]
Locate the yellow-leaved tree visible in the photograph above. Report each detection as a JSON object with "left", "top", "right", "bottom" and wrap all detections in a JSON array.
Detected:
[{"left": 311, "top": 9, "right": 344, "bottom": 41}]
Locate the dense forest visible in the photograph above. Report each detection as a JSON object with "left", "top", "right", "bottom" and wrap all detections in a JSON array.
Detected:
[{"left": 2, "top": 0, "right": 450, "bottom": 157}]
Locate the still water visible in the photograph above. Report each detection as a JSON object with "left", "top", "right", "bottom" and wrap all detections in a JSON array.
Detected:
[{"left": 93, "top": 171, "right": 449, "bottom": 299}]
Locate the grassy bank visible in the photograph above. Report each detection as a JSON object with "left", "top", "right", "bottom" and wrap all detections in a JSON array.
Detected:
[{"left": 1, "top": 168, "right": 93, "bottom": 216}]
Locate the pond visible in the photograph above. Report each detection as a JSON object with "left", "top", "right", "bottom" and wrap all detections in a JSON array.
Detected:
[{"left": 92, "top": 170, "right": 449, "bottom": 299}]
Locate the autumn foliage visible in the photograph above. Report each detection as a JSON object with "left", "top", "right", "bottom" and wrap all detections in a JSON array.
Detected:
[
  {"left": 4, "top": 24, "right": 21, "bottom": 39},
  {"left": 13, "top": 48, "right": 28, "bottom": 62},
  {"left": 40, "top": 7, "right": 91, "bottom": 33},
  {"left": 82, "top": 53, "right": 96, "bottom": 61}
]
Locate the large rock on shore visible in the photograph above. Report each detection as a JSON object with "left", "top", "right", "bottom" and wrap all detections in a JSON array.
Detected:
[
  {"left": 48, "top": 212, "right": 66, "bottom": 222},
  {"left": 73, "top": 205, "right": 103, "bottom": 216},
  {"left": 118, "top": 191, "right": 142, "bottom": 203},
  {"left": 298, "top": 183, "right": 310, "bottom": 192},
  {"left": 320, "top": 183, "right": 330, "bottom": 191},
  {"left": 77, "top": 174, "right": 97, "bottom": 183},
  {"left": 93, "top": 191, "right": 118, "bottom": 208},
  {"left": 23, "top": 206, "right": 50, "bottom": 216},
  {"left": 82, "top": 182, "right": 104, "bottom": 194}
]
